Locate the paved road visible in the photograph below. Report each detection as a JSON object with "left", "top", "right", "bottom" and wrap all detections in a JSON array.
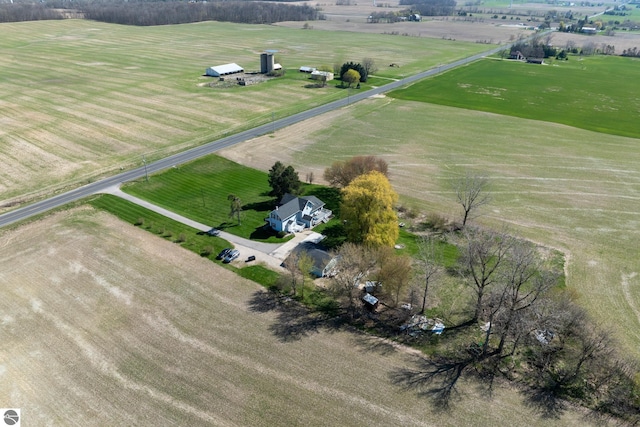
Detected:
[{"left": 0, "top": 40, "right": 525, "bottom": 230}]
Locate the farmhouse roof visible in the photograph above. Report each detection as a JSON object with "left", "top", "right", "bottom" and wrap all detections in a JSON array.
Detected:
[{"left": 272, "top": 193, "right": 325, "bottom": 221}]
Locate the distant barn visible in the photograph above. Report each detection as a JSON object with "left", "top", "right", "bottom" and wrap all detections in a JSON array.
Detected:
[{"left": 205, "top": 63, "right": 244, "bottom": 77}]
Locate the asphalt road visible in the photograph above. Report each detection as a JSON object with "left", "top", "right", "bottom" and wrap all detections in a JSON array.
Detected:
[{"left": 0, "top": 43, "right": 512, "bottom": 230}]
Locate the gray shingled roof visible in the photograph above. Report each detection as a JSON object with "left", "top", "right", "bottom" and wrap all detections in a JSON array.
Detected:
[{"left": 271, "top": 194, "right": 325, "bottom": 221}]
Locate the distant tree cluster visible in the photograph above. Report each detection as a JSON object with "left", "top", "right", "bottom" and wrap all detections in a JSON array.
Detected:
[
  {"left": 0, "top": 3, "right": 63, "bottom": 22},
  {"left": 0, "top": 0, "right": 320, "bottom": 25},
  {"left": 339, "top": 61, "right": 368, "bottom": 83},
  {"left": 621, "top": 47, "right": 640, "bottom": 57},
  {"left": 398, "top": 0, "right": 456, "bottom": 16},
  {"left": 367, "top": 11, "right": 403, "bottom": 23},
  {"left": 510, "top": 36, "right": 556, "bottom": 59},
  {"left": 324, "top": 155, "right": 388, "bottom": 188},
  {"left": 83, "top": 1, "right": 320, "bottom": 26}
]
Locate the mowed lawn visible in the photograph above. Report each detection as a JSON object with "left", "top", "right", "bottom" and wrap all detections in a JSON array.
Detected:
[
  {"left": 0, "top": 19, "right": 487, "bottom": 205},
  {"left": 217, "top": 97, "right": 640, "bottom": 360},
  {"left": 0, "top": 208, "right": 610, "bottom": 426},
  {"left": 389, "top": 56, "right": 640, "bottom": 138}
]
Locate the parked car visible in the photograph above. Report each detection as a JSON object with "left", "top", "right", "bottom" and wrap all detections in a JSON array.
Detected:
[
  {"left": 216, "top": 248, "right": 232, "bottom": 260},
  {"left": 206, "top": 228, "right": 220, "bottom": 236},
  {"left": 223, "top": 249, "right": 240, "bottom": 263}
]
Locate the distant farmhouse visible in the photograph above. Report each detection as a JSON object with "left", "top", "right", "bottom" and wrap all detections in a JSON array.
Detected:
[
  {"left": 267, "top": 193, "right": 332, "bottom": 233},
  {"left": 205, "top": 63, "right": 244, "bottom": 77}
]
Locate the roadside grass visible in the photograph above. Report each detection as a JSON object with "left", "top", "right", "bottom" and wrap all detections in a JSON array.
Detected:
[
  {"left": 89, "top": 194, "right": 284, "bottom": 287},
  {"left": 122, "top": 155, "right": 283, "bottom": 242},
  {"left": 0, "top": 19, "right": 489, "bottom": 204},
  {"left": 89, "top": 194, "right": 230, "bottom": 258},
  {"left": 388, "top": 55, "right": 640, "bottom": 138}
]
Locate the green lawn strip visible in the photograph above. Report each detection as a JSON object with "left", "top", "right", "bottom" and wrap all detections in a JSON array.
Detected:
[
  {"left": 122, "top": 156, "right": 345, "bottom": 243},
  {"left": 234, "top": 265, "right": 281, "bottom": 288},
  {"left": 89, "top": 194, "right": 230, "bottom": 258},
  {"left": 389, "top": 55, "right": 640, "bottom": 138},
  {"left": 122, "top": 155, "right": 284, "bottom": 242}
]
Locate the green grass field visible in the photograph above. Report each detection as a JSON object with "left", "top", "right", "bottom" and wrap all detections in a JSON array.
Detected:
[
  {"left": 0, "top": 19, "right": 489, "bottom": 204},
  {"left": 389, "top": 55, "right": 640, "bottom": 138},
  {"left": 121, "top": 155, "right": 343, "bottom": 242},
  {"left": 122, "top": 155, "right": 274, "bottom": 239}
]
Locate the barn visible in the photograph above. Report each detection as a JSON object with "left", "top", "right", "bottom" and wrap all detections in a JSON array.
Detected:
[{"left": 205, "top": 63, "right": 244, "bottom": 77}]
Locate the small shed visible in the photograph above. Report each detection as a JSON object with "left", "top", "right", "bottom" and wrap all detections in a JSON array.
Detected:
[
  {"left": 206, "top": 63, "right": 244, "bottom": 77},
  {"left": 311, "top": 70, "right": 334, "bottom": 81},
  {"left": 362, "top": 293, "right": 379, "bottom": 309},
  {"left": 299, "top": 66, "right": 317, "bottom": 73}
]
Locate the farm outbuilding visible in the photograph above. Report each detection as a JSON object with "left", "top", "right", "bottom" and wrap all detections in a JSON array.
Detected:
[
  {"left": 311, "top": 70, "right": 334, "bottom": 81},
  {"left": 205, "top": 63, "right": 244, "bottom": 77},
  {"left": 299, "top": 66, "right": 317, "bottom": 73}
]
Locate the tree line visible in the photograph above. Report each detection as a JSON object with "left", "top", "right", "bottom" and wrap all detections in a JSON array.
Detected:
[
  {"left": 0, "top": 0, "right": 320, "bottom": 25},
  {"left": 0, "top": 3, "right": 64, "bottom": 22},
  {"left": 83, "top": 1, "right": 320, "bottom": 26},
  {"left": 398, "top": 0, "right": 456, "bottom": 16}
]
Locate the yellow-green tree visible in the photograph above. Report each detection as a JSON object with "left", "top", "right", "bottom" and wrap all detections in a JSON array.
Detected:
[
  {"left": 342, "top": 69, "right": 360, "bottom": 88},
  {"left": 340, "top": 171, "right": 399, "bottom": 247}
]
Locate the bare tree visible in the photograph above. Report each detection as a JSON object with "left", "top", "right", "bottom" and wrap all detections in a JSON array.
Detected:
[
  {"left": 362, "top": 57, "right": 378, "bottom": 78},
  {"left": 458, "top": 227, "right": 513, "bottom": 324},
  {"left": 305, "top": 171, "right": 314, "bottom": 184},
  {"left": 476, "top": 242, "right": 557, "bottom": 357},
  {"left": 283, "top": 250, "right": 302, "bottom": 296},
  {"left": 415, "top": 236, "right": 444, "bottom": 314},
  {"left": 329, "top": 243, "right": 376, "bottom": 318},
  {"left": 455, "top": 172, "right": 491, "bottom": 228},
  {"left": 227, "top": 194, "right": 242, "bottom": 225},
  {"left": 375, "top": 247, "right": 412, "bottom": 307}
]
